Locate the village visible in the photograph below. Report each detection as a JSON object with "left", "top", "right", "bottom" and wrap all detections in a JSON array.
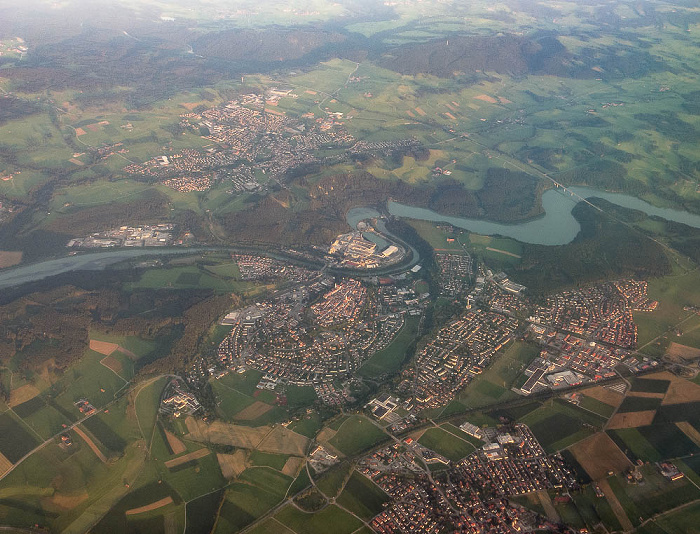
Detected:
[{"left": 360, "top": 423, "right": 577, "bottom": 534}]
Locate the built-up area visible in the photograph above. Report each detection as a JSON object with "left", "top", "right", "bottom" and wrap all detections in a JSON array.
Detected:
[
  {"left": 361, "top": 423, "right": 577, "bottom": 534},
  {"left": 123, "top": 88, "right": 418, "bottom": 193}
]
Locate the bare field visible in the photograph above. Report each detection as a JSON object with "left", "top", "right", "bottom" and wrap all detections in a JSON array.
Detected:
[
  {"left": 164, "top": 448, "right": 209, "bottom": 469},
  {"left": 474, "top": 94, "right": 498, "bottom": 104},
  {"left": 536, "top": 490, "right": 560, "bottom": 522},
  {"left": 8, "top": 384, "right": 40, "bottom": 407},
  {"left": 661, "top": 378, "right": 700, "bottom": 405},
  {"left": 186, "top": 417, "right": 270, "bottom": 449},
  {"left": 627, "top": 391, "right": 665, "bottom": 399},
  {"left": 607, "top": 410, "right": 657, "bottom": 429},
  {"left": 126, "top": 496, "right": 173, "bottom": 515},
  {"left": 598, "top": 479, "right": 633, "bottom": 531},
  {"left": 234, "top": 401, "right": 273, "bottom": 421},
  {"left": 100, "top": 356, "right": 122, "bottom": 374},
  {"left": 281, "top": 456, "right": 304, "bottom": 477},
  {"left": 164, "top": 430, "right": 186, "bottom": 455},
  {"left": 0, "top": 251, "right": 22, "bottom": 269},
  {"left": 217, "top": 450, "right": 248, "bottom": 479},
  {"left": 676, "top": 422, "right": 700, "bottom": 447},
  {"left": 579, "top": 385, "right": 624, "bottom": 407},
  {"left": 43, "top": 492, "right": 89, "bottom": 511},
  {"left": 89, "top": 339, "right": 136, "bottom": 359},
  {"left": 315, "top": 428, "right": 337, "bottom": 444},
  {"left": 0, "top": 453, "right": 12, "bottom": 477},
  {"left": 258, "top": 426, "right": 309, "bottom": 456},
  {"left": 569, "top": 432, "right": 632, "bottom": 480},
  {"left": 89, "top": 340, "right": 119, "bottom": 356},
  {"left": 74, "top": 426, "right": 108, "bottom": 463},
  {"left": 666, "top": 342, "right": 700, "bottom": 362}
]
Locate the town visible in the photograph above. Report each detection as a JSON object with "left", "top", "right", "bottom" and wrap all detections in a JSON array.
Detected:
[{"left": 123, "top": 89, "right": 422, "bottom": 196}]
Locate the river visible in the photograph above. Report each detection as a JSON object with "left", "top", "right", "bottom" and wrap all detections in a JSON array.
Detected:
[
  {"left": 1, "top": 187, "right": 697, "bottom": 289},
  {"left": 387, "top": 187, "right": 700, "bottom": 246}
]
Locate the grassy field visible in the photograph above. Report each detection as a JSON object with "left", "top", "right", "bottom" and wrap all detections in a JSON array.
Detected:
[
  {"left": 458, "top": 341, "right": 540, "bottom": 408},
  {"left": 328, "top": 416, "right": 389, "bottom": 456},
  {"left": 315, "top": 462, "right": 352, "bottom": 499},
  {"left": 336, "top": 471, "right": 389, "bottom": 520},
  {"left": 407, "top": 220, "right": 466, "bottom": 253},
  {"left": 520, "top": 399, "right": 604, "bottom": 452},
  {"left": 274, "top": 504, "right": 363, "bottom": 534},
  {"left": 359, "top": 316, "right": 420, "bottom": 377},
  {"left": 418, "top": 427, "right": 476, "bottom": 461}
]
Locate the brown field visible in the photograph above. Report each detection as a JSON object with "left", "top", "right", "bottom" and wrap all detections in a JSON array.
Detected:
[
  {"left": 676, "top": 422, "right": 700, "bottom": 447},
  {"left": 86, "top": 124, "right": 99, "bottom": 132},
  {"left": 598, "top": 479, "right": 633, "bottom": 531},
  {"left": 8, "top": 384, "right": 40, "bottom": 407},
  {"left": 486, "top": 247, "right": 521, "bottom": 258},
  {"left": 75, "top": 128, "right": 86, "bottom": 136},
  {"left": 414, "top": 107, "right": 427, "bottom": 116},
  {"left": 474, "top": 94, "right": 498, "bottom": 104},
  {"left": 180, "top": 102, "right": 201, "bottom": 110},
  {"left": 0, "top": 251, "right": 22, "bottom": 269},
  {"left": 281, "top": 456, "right": 304, "bottom": 477},
  {"left": 258, "top": 427, "right": 310, "bottom": 457},
  {"left": 164, "top": 448, "right": 209, "bottom": 469},
  {"left": 100, "top": 356, "right": 122, "bottom": 374},
  {"left": 43, "top": 492, "right": 89, "bottom": 511},
  {"left": 164, "top": 430, "right": 186, "bottom": 455},
  {"left": 126, "top": 496, "right": 173, "bottom": 515},
  {"left": 569, "top": 432, "right": 632, "bottom": 480},
  {"left": 265, "top": 108, "right": 285, "bottom": 116},
  {"left": 234, "top": 401, "right": 273, "bottom": 421},
  {"left": 74, "top": 426, "right": 108, "bottom": 463},
  {"left": 69, "top": 158, "right": 84, "bottom": 166},
  {"left": 666, "top": 342, "right": 700, "bottom": 362},
  {"left": 0, "top": 453, "right": 12, "bottom": 477},
  {"left": 640, "top": 371, "right": 700, "bottom": 405},
  {"left": 452, "top": 101, "right": 460, "bottom": 107},
  {"left": 607, "top": 410, "right": 656, "bottom": 429},
  {"left": 498, "top": 97, "right": 513, "bottom": 104},
  {"left": 536, "top": 490, "right": 560, "bottom": 522},
  {"left": 406, "top": 110, "right": 415, "bottom": 117},
  {"left": 664, "top": 379, "right": 700, "bottom": 404},
  {"left": 628, "top": 391, "right": 666, "bottom": 399},
  {"left": 89, "top": 340, "right": 119, "bottom": 356},
  {"left": 186, "top": 417, "right": 271, "bottom": 449},
  {"left": 315, "top": 428, "right": 337, "bottom": 445},
  {"left": 580, "top": 385, "right": 624, "bottom": 408},
  {"left": 217, "top": 450, "right": 248, "bottom": 479},
  {"left": 305, "top": 90, "right": 317, "bottom": 95},
  {"left": 444, "top": 112, "right": 457, "bottom": 120}
]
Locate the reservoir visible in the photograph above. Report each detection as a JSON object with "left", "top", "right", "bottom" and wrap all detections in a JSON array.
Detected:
[{"left": 387, "top": 187, "right": 700, "bottom": 246}]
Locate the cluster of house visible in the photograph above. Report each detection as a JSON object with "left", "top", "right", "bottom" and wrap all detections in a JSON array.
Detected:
[
  {"left": 435, "top": 252, "right": 473, "bottom": 297},
  {"left": 215, "top": 277, "right": 409, "bottom": 401},
  {"left": 231, "top": 254, "right": 317, "bottom": 282},
  {"left": 411, "top": 310, "right": 518, "bottom": 410},
  {"left": 362, "top": 423, "right": 576, "bottom": 534}
]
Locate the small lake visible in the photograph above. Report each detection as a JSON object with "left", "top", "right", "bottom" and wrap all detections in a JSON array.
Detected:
[{"left": 386, "top": 187, "right": 700, "bottom": 246}]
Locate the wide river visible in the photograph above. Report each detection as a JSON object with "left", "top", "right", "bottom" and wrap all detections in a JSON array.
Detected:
[
  {"left": 387, "top": 186, "right": 700, "bottom": 246},
  {"left": 1, "top": 187, "right": 699, "bottom": 290}
]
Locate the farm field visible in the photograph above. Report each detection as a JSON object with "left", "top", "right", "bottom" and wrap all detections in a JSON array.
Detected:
[
  {"left": 359, "top": 316, "right": 420, "bottom": 377},
  {"left": 418, "top": 427, "right": 476, "bottom": 462},
  {"left": 327, "top": 416, "right": 389, "bottom": 456}
]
